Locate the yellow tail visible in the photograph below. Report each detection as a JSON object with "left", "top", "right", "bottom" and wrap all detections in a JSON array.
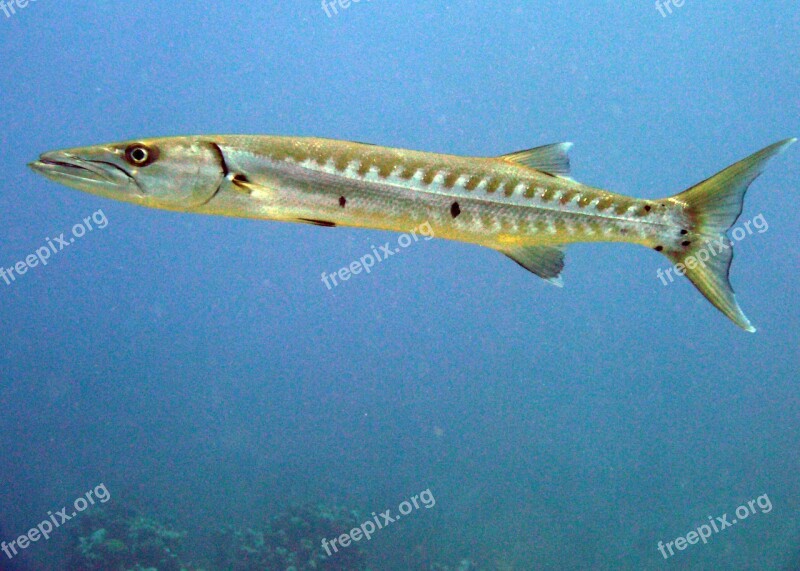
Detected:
[{"left": 664, "top": 139, "right": 796, "bottom": 332}]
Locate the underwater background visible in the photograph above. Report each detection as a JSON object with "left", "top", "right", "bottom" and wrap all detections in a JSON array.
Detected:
[{"left": 0, "top": 2, "right": 798, "bottom": 569}]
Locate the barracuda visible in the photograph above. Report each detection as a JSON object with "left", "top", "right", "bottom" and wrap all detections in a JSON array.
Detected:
[{"left": 29, "top": 135, "right": 795, "bottom": 331}]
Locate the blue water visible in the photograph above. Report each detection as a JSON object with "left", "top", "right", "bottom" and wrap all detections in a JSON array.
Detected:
[{"left": 1, "top": 2, "right": 798, "bottom": 569}]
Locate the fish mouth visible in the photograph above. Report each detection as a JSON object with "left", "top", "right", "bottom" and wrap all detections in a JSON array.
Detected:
[{"left": 29, "top": 151, "right": 136, "bottom": 192}]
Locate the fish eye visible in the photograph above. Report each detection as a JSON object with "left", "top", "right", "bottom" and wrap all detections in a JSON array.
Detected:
[{"left": 124, "top": 144, "right": 159, "bottom": 167}]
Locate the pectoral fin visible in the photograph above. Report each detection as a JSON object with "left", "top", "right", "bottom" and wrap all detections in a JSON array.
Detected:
[
  {"left": 229, "top": 173, "right": 264, "bottom": 194},
  {"left": 501, "top": 245, "right": 567, "bottom": 287}
]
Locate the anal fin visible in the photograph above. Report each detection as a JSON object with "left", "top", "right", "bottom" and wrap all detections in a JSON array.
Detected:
[{"left": 501, "top": 245, "right": 567, "bottom": 287}]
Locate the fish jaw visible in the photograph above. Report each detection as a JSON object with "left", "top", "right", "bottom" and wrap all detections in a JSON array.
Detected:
[
  {"left": 29, "top": 138, "right": 227, "bottom": 211},
  {"left": 29, "top": 149, "right": 141, "bottom": 202}
]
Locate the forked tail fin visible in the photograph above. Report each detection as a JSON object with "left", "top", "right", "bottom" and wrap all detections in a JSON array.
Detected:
[{"left": 665, "top": 138, "right": 795, "bottom": 332}]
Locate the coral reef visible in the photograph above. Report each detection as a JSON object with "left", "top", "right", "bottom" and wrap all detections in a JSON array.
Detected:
[
  {"left": 66, "top": 502, "right": 478, "bottom": 570},
  {"left": 210, "top": 503, "right": 369, "bottom": 570},
  {"left": 66, "top": 505, "right": 186, "bottom": 571},
  {"left": 66, "top": 503, "right": 367, "bottom": 570}
]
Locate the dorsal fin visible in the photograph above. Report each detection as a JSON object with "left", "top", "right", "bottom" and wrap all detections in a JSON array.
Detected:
[
  {"left": 500, "top": 244, "right": 567, "bottom": 287},
  {"left": 499, "top": 142, "right": 573, "bottom": 177}
]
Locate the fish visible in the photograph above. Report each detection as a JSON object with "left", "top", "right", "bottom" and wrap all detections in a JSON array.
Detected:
[{"left": 29, "top": 135, "right": 795, "bottom": 331}]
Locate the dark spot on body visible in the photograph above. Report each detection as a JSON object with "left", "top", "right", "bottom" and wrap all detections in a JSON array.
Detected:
[
  {"left": 682, "top": 240, "right": 692, "bottom": 247},
  {"left": 644, "top": 205, "right": 652, "bottom": 212},
  {"left": 655, "top": 245, "right": 664, "bottom": 252},
  {"left": 339, "top": 196, "right": 347, "bottom": 208},
  {"left": 450, "top": 202, "right": 461, "bottom": 218},
  {"left": 680, "top": 229, "right": 689, "bottom": 235}
]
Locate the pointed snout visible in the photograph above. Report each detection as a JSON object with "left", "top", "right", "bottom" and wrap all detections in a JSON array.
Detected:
[
  {"left": 30, "top": 150, "right": 111, "bottom": 182},
  {"left": 29, "top": 147, "right": 138, "bottom": 200}
]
